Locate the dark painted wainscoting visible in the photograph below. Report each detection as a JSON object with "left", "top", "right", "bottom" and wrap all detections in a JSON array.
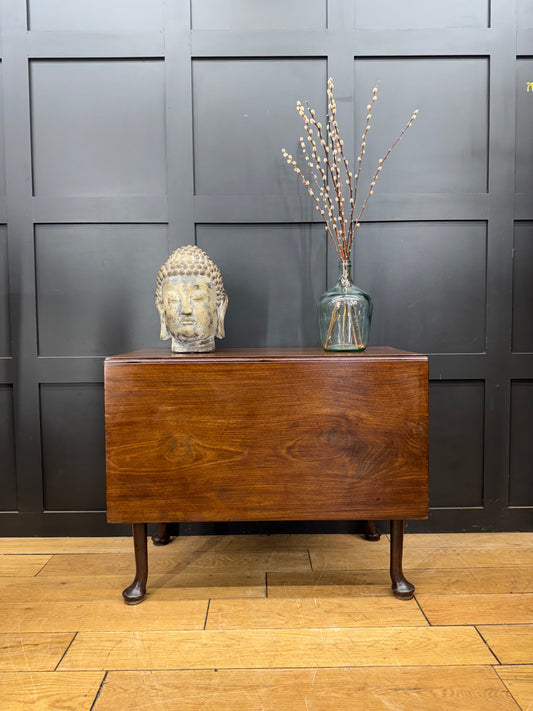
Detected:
[{"left": 0, "top": 0, "right": 531, "bottom": 535}]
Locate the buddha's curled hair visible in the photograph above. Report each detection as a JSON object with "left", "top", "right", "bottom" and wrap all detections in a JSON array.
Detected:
[{"left": 155, "top": 245, "right": 226, "bottom": 310}]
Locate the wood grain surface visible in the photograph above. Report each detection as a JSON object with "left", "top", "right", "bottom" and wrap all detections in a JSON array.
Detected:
[
  {"left": 0, "top": 571, "right": 266, "bottom": 602},
  {"left": 0, "top": 672, "right": 104, "bottom": 711},
  {"left": 0, "top": 532, "right": 530, "bottom": 709},
  {"left": 477, "top": 624, "right": 533, "bottom": 664},
  {"left": 0, "top": 633, "right": 75, "bottom": 671},
  {"left": 0, "top": 555, "right": 51, "bottom": 577},
  {"left": 310, "top": 545, "right": 533, "bottom": 570},
  {"left": 0, "top": 600, "right": 209, "bottom": 633},
  {"left": 105, "top": 348, "right": 428, "bottom": 523},
  {"left": 268, "top": 566, "right": 533, "bottom": 597},
  {"left": 417, "top": 593, "right": 533, "bottom": 625},
  {"left": 205, "top": 596, "right": 427, "bottom": 629},
  {"left": 37, "top": 549, "right": 312, "bottom": 576},
  {"left": 495, "top": 665, "right": 533, "bottom": 711},
  {"left": 58, "top": 626, "right": 496, "bottom": 671},
  {"left": 90, "top": 667, "right": 521, "bottom": 711}
]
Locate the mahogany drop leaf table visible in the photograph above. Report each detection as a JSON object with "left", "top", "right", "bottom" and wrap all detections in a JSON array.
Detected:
[{"left": 104, "top": 347, "right": 428, "bottom": 604}]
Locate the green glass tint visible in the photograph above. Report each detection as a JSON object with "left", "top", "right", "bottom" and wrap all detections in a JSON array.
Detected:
[{"left": 317, "top": 260, "right": 372, "bottom": 351}]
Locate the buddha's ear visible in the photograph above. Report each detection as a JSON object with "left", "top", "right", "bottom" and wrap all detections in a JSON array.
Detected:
[
  {"left": 216, "top": 293, "right": 228, "bottom": 338},
  {"left": 157, "top": 304, "right": 170, "bottom": 341}
]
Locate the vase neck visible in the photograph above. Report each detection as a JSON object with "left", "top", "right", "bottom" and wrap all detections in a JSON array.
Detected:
[{"left": 339, "top": 259, "right": 352, "bottom": 287}]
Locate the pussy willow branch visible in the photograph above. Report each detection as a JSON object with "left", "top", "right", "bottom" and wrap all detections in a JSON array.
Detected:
[
  {"left": 299, "top": 112, "right": 337, "bottom": 238},
  {"left": 282, "top": 78, "right": 418, "bottom": 262},
  {"left": 306, "top": 102, "right": 347, "bottom": 254},
  {"left": 348, "top": 108, "right": 419, "bottom": 255},
  {"left": 326, "top": 82, "right": 354, "bottom": 242},
  {"left": 281, "top": 147, "right": 339, "bottom": 250},
  {"left": 323, "top": 92, "right": 344, "bottom": 228},
  {"left": 350, "top": 87, "right": 378, "bottom": 243}
]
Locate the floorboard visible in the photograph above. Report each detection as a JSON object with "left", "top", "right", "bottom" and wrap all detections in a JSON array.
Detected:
[
  {"left": 0, "top": 671, "right": 104, "bottom": 711},
  {"left": 495, "top": 665, "right": 533, "bottom": 711},
  {"left": 477, "top": 624, "right": 533, "bottom": 664},
  {"left": 0, "top": 633, "right": 75, "bottom": 672},
  {"left": 0, "top": 600, "right": 209, "bottom": 633},
  {"left": 310, "top": 546, "right": 533, "bottom": 570},
  {"left": 205, "top": 596, "right": 428, "bottom": 629},
  {"left": 57, "top": 626, "right": 497, "bottom": 671},
  {"left": 37, "top": 549, "right": 312, "bottom": 577},
  {"left": 90, "top": 667, "right": 521, "bottom": 711},
  {"left": 0, "top": 532, "right": 530, "bottom": 710},
  {"left": 417, "top": 593, "right": 533, "bottom": 625},
  {"left": 0, "top": 571, "right": 266, "bottom": 602},
  {"left": 0, "top": 555, "right": 52, "bottom": 577}
]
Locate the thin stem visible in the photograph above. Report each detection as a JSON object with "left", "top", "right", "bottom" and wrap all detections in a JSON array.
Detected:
[
  {"left": 347, "top": 307, "right": 360, "bottom": 349},
  {"left": 283, "top": 78, "right": 418, "bottom": 262},
  {"left": 342, "top": 303, "right": 347, "bottom": 348},
  {"left": 282, "top": 148, "right": 339, "bottom": 255},
  {"left": 348, "top": 108, "right": 418, "bottom": 255},
  {"left": 307, "top": 101, "right": 347, "bottom": 257},
  {"left": 350, "top": 85, "right": 378, "bottom": 246},
  {"left": 324, "top": 302, "right": 340, "bottom": 348},
  {"left": 351, "top": 303, "right": 363, "bottom": 349}
]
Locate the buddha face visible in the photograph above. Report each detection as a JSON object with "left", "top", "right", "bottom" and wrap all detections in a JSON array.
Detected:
[{"left": 160, "top": 275, "right": 222, "bottom": 352}]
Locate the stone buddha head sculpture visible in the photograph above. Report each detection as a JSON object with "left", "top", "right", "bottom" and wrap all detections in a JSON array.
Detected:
[{"left": 155, "top": 245, "right": 228, "bottom": 353}]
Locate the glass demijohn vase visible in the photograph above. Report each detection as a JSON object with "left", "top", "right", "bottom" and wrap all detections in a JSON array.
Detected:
[{"left": 318, "top": 260, "right": 372, "bottom": 351}]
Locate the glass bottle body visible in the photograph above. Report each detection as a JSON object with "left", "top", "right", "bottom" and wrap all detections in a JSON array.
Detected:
[{"left": 317, "top": 260, "right": 372, "bottom": 351}]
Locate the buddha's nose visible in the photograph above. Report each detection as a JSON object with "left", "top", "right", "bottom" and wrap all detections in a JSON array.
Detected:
[{"left": 181, "top": 300, "right": 193, "bottom": 315}]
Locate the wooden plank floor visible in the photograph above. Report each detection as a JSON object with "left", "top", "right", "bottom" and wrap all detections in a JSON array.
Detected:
[{"left": 0, "top": 532, "right": 531, "bottom": 710}]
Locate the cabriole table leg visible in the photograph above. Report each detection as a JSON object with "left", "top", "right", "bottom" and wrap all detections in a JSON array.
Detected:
[
  {"left": 123, "top": 523, "right": 148, "bottom": 605},
  {"left": 151, "top": 522, "right": 172, "bottom": 546},
  {"left": 364, "top": 520, "right": 381, "bottom": 541},
  {"left": 390, "top": 519, "right": 415, "bottom": 600}
]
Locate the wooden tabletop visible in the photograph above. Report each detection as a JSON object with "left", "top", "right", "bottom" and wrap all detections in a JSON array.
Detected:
[{"left": 105, "top": 347, "right": 427, "bottom": 364}]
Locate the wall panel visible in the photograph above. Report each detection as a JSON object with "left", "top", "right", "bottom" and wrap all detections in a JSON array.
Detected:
[
  {"left": 30, "top": 59, "right": 167, "bottom": 197},
  {"left": 517, "top": 1, "right": 533, "bottom": 28},
  {"left": 40, "top": 383, "right": 105, "bottom": 511},
  {"left": 428, "top": 381, "right": 485, "bottom": 508},
  {"left": 512, "top": 222, "right": 533, "bottom": 352},
  {"left": 197, "top": 223, "right": 326, "bottom": 347},
  {"left": 191, "top": 0, "right": 327, "bottom": 30},
  {"left": 192, "top": 59, "right": 327, "bottom": 196},
  {"left": 0, "top": 226, "right": 10, "bottom": 356},
  {"left": 353, "top": 0, "right": 489, "bottom": 29},
  {"left": 510, "top": 381, "right": 533, "bottom": 506},
  {"left": 0, "top": 63, "right": 6, "bottom": 200},
  {"left": 0, "top": 385, "right": 17, "bottom": 511},
  {"left": 516, "top": 58, "right": 533, "bottom": 195},
  {"left": 351, "top": 221, "right": 487, "bottom": 354},
  {"left": 35, "top": 223, "right": 168, "bottom": 357},
  {"left": 354, "top": 58, "right": 489, "bottom": 194},
  {"left": 27, "top": 0, "right": 164, "bottom": 32}
]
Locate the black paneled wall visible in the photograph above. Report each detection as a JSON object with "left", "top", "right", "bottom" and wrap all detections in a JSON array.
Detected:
[{"left": 0, "top": 0, "right": 531, "bottom": 534}]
